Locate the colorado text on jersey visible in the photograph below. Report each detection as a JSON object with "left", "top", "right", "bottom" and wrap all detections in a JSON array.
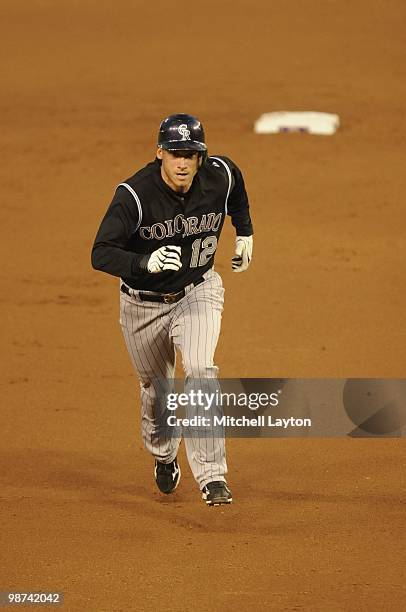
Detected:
[{"left": 139, "top": 212, "right": 223, "bottom": 240}]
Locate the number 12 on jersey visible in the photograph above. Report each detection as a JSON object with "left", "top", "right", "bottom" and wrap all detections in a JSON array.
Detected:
[{"left": 190, "top": 236, "right": 218, "bottom": 268}]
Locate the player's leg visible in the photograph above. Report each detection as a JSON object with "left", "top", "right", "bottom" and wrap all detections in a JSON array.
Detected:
[
  {"left": 119, "top": 291, "right": 181, "bottom": 464},
  {"left": 171, "top": 270, "right": 224, "bottom": 380},
  {"left": 170, "top": 270, "right": 228, "bottom": 490}
]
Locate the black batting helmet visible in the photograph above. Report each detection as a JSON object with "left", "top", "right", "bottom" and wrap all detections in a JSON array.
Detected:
[{"left": 158, "top": 113, "right": 207, "bottom": 152}]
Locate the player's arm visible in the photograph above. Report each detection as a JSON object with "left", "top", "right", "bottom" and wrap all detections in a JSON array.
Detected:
[
  {"left": 91, "top": 188, "right": 181, "bottom": 277},
  {"left": 222, "top": 157, "right": 254, "bottom": 273}
]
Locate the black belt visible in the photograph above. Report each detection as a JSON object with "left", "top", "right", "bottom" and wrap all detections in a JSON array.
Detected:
[{"left": 121, "top": 277, "right": 205, "bottom": 304}]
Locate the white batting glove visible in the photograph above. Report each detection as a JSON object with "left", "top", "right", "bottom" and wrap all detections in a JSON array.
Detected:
[
  {"left": 232, "top": 235, "right": 253, "bottom": 273},
  {"left": 147, "top": 245, "right": 182, "bottom": 273}
]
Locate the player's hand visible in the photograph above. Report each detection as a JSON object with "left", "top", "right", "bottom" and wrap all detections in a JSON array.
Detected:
[
  {"left": 232, "top": 235, "right": 253, "bottom": 273},
  {"left": 147, "top": 245, "right": 182, "bottom": 273}
]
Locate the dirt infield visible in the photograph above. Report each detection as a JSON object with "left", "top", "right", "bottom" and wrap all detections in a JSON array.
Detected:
[{"left": 1, "top": 1, "right": 405, "bottom": 610}]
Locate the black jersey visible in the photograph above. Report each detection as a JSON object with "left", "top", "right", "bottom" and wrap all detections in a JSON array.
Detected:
[{"left": 91, "top": 156, "right": 253, "bottom": 293}]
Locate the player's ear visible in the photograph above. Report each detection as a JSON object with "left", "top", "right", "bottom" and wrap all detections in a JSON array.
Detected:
[{"left": 156, "top": 147, "right": 163, "bottom": 160}]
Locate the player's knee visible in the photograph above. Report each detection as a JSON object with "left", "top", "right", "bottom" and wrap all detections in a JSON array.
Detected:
[{"left": 185, "top": 364, "right": 219, "bottom": 379}]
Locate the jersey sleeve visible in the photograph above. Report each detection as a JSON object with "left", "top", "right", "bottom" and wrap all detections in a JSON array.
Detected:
[
  {"left": 91, "top": 186, "right": 148, "bottom": 277},
  {"left": 219, "top": 156, "right": 254, "bottom": 237}
]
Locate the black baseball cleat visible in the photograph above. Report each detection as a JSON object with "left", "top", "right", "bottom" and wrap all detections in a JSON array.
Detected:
[
  {"left": 201, "top": 481, "right": 233, "bottom": 506},
  {"left": 154, "top": 458, "right": 181, "bottom": 494}
]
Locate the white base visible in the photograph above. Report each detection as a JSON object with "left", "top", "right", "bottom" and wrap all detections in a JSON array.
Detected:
[{"left": 254, "top": 111, "right": 340, "bottom": 135}]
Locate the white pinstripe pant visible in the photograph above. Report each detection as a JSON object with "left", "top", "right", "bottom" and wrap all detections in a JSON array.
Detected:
[{"left": 119, "top": 269, "right": 227, "bottom": 489}]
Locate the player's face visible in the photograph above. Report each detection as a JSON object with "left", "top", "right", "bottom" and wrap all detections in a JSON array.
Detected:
[{"left": 157, "top": 148, "right": 200, "bottom": 193}]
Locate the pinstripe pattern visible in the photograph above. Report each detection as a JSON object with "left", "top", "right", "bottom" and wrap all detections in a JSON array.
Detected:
[{"left": 119, "top": 269, "right": 227, "bottom": 488}]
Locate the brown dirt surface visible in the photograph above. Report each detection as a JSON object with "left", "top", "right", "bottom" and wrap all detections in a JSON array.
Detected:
[{"left": 1, "top": 1, "right": 406, "bottom": 610}]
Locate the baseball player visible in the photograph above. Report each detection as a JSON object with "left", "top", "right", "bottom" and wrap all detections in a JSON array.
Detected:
[{"left": 91, "top": 113, "right": 253, "bottom": 506}]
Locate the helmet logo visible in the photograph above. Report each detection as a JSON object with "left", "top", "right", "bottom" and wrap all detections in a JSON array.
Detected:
[{"left": 178, "top": 124, "right": 191, "bottom": 141}]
